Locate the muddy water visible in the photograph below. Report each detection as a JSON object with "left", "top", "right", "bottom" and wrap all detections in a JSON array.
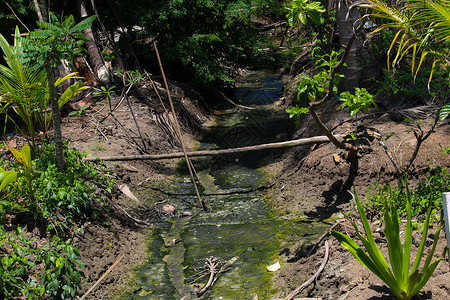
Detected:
[{"left": 131, "top": 71, "right": 328, "bottom": 299}]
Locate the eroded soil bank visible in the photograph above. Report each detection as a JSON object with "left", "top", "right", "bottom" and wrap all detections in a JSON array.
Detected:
[{"left": 68, "top": 73, "right": 449, "bottom": 299}]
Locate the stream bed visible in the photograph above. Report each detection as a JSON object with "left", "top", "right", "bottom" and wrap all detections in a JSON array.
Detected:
[{"left": 130, "top": 71, "right": 329, "bottom": 299}]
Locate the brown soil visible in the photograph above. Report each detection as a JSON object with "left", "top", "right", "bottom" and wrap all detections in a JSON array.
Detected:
[
  {"left": 265, "top": 102, "right": 450, "bottom": 299},
  {"left": 55, "top": 73, "right": 449, "bottom": 299},
  {"left": 62, "top": 78, "right": 211, "bottom": 299}
]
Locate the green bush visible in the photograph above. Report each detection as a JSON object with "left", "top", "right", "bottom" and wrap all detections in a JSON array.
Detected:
[
  {"left": 0, "top": 145, "right": 114, "bottom": 298},
  {"left": 137, "top": 0, "right": 282, "bottom": 85},
  {"left": 365, "top": 166, "right": 449, "bottom": 220},
  {"left": 0, "top": 226, "right": 85, "bottom": 299},
  {"left": 2, "top": 144, "right": 115, "bottom": 230}
]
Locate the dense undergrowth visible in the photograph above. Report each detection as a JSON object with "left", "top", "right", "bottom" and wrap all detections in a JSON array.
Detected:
[
  {"left": 365, "top": 166, "right": 450, "bottom": 220},
  {"left": 0, "top": 144, "right": 115, "bottom": 299}
]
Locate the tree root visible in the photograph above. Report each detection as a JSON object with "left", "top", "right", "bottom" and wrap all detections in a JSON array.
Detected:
[{"left": 307, "top": 219, "right": 349, "bottom": 256}]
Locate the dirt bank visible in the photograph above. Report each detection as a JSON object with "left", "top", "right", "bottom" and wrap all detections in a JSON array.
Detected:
[{"left": 261, "top": 79, "right": 450, "bottom": 299}]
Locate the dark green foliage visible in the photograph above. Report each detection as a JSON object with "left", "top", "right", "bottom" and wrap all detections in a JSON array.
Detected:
[
  {"left": 38, "top": 236, "right": 85, "bottom": 299},
  {"left": 0, "top": 0, "right": 35, "bottom": 33},
  {"left": 375, "top": 67, "right": 450, "bottom": 102},
  {"left": 21, "top": 13, "right": 96, "bottom": 69},
  {"left": 137, "top": 0, "right": 281, "bottom": 85},
  {"left": 0, "top": 145, "right": 114, "bottom": 298}
]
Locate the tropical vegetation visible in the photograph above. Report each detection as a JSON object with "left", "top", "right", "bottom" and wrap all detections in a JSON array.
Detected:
[
  {"left": 0, "top": 0, "right": 448, "bottom": 298},
  {"left": 331, "top": 182, "right": 447, "bottom": 300}
]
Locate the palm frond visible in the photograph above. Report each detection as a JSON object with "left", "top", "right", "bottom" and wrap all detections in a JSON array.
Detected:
[
  {"left": 358, "top": 0, "right": 450, "bottom": 83},
  {"left": 70, "top": 15, "right": 96, "bottom": 33},
  {"left": 410, "top": 0, "right": 450, "bottom": 41}
]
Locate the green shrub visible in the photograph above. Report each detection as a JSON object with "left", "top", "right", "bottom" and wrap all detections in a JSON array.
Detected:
[
  {"left": 136, "top": 0, "right": 282, "bottom": 85},
  {"left": 0, "top": 226, "right": 85, "bottom": 299},
  {"left": 365, "top": 166, "right": 449, "bottom": 220},
  {"left": 2, "top": 144, "right": 115, "bottom": 230}
]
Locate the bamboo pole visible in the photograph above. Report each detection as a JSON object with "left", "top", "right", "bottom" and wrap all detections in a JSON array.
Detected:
[
  {"left": 79, "top": 255, "right": 124, "bottom": 300},
  {"left": 84, "top": 135, "right": 341, "bottom": 162},
  {"left": 153, "top": 43, "right": 206, "bottom": 211}
]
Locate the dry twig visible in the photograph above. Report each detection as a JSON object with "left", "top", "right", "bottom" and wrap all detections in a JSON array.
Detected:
[
  {"left": 79, "top": 255, "right": 124, "bottom": 300},
  {"left": 284, "top": 240, "right": 330, "bottom": 300}
]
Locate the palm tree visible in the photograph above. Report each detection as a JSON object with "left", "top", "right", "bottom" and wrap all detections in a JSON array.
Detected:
[
  {"left": 357, "top": 0, "right": 450, "bottom": 87},
  {"left": 0, "top": 27, "right": 88, "bottom": 155},
  {"left": 76, "top": 0, "right": 111, "bottom": 84}
]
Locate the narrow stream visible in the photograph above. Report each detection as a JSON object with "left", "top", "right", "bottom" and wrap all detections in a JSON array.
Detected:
[{"left": 130, "top": 71, "right": 328, "bottom": 299}]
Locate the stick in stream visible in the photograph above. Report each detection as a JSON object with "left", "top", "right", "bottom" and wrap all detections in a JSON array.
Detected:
[
  {"left": 153, "top": 42, "right": 207, "bottom": 211},
  {"left": 84, "top": 135, "right": 342, "bottom": 162},
  {"left": 196, "top": 255, "right": 239, "bottom": 296}
]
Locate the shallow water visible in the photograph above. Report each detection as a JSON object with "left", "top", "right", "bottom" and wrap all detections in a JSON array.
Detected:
[{"left": 130, "top": 71, "right": 328, "bottom": 299}]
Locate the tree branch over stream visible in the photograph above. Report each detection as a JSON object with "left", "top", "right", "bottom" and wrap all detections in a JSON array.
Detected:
[{"left": 84, "top": 135, "right": 342, "bottom": 162}]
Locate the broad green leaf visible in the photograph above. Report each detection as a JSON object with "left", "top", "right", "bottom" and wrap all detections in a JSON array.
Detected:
[
  {"left": 439, "top": 103, "right": 450, "bottom": 121},
  {"left": 331, "top": 230, "right": 385, "bottom": 279},
  {"left": 0, "top": 170, "right": 17, "bottom": 190},
  {"left": 58, "top": 81, "right": 88, "bottom": 108}
]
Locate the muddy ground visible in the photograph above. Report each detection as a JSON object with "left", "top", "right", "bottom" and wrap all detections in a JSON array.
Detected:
[{"left": 62, "top": 73, "right": 450, "bottom": 299}]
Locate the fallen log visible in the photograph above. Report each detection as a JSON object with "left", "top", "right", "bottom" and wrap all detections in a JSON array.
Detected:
[{"left": 84, "top": 135, "right": 342, "bottom": 162}]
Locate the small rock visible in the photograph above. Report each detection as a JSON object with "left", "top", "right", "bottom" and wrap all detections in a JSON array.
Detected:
[{"left": 161, "top": 204, "right": 175, "bottom": 214}]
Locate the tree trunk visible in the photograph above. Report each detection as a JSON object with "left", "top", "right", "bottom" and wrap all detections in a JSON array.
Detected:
[
  {"left": 89, "top": 0, "right": 125, "bottom": 70},
  {"left": 76, "top": 0, "right": 110, "bottom": 84},
  {"left": 32, "top": 0, "right": 44, "bottom": 22},
  {"left": 84, "top": 135, "right": 342, "bottom": 162},
  {"left": 337, "top": 0, "right": 363, "bottom": 92},
  {"left": 105, "top": 0, "right": 141, "bottom": 71},
  {"left": 46, "top": 66, "right": 66, "bottom": 171}
]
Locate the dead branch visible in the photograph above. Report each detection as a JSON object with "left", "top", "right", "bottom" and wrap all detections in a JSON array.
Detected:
[
  {"left": 80, "top": 254, "right": 124, "bottom": 300},
  {"left": 198, "top": 257, "right": 220, "bottom": 296},
  {"left": 84, "top": 135, "right": 342, "bottom": 162},
  {"left": 308, "top": 220, "right": 347, "bottom": 256},
  {"left": 305, "top": 18, "right": 368, "bottom": 155},
  {"left": 284, "top": 240, "right": 329, "bottom": 300},
  {"left": 143, "top": 184, "right": 266, "bottom": 197},
  {"left": 194, "top": 256, "right": 239, "bottom": 296},
  {"left": 216, "top": 88, "right": 256, "bottom": 110},
  {"left": 154, "top": 42, "right": 206, "bottom": 211},
  {"left": 125, "top": 93, "right": 148, "bottom": 151},
  {"left": 405, "top": 111, "right": 440, "bottom": 171},
  {"left": 114, "top": 204, "right": 149, "bottom": 226},
  {"left": 378, "top": 139, "right": 401, "bottom": 174},
  {"left": 3, "top": 0, "right": 30, "bottom": 32}
]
